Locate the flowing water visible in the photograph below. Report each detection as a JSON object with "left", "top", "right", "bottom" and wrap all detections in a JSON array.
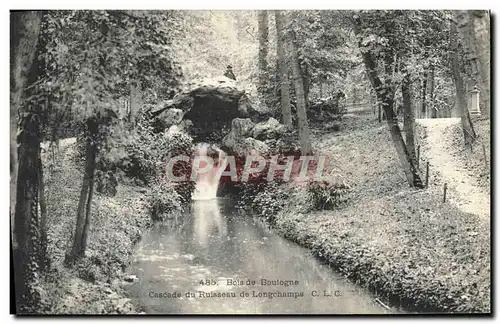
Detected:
[
  {"left": 125, "top": 142, "right": 399, "bottom": 314},
  {"left": 125, "top": 198, "right": 398, "bottom": 314}
]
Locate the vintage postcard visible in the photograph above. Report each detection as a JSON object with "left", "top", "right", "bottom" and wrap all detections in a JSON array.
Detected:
[{"left": 9, "top": 9, "right": 491, "bottom": 315}]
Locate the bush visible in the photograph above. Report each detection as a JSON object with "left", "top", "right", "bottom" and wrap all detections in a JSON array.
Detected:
[
  {"left": 164, "top": 131, "right": 194, "bottom": 158},
  {"left": 73, "top": 258, "right": 99, "bottom": 283},
  {"left": 121, "top": 122, "right": 194, "bottom": 184},
  {"left": 242, "top": 177, "right": 351, "bottom": 224},
  {"left": 252, "top": 181, "right": 291, "bottom": 225},
  {"left": 121, "top": 130, "right": 168, "bottom": 184},
  {"left": 147, "top": 181, "right": 183, "bottom": 222},
  {"left": 328, "top": 121, "right": 343, "bottom": 132},
  {"left": 307, "top": 179, "right": 350, "bottom": 210},
  {"left": 95, "top": 170, "right": 118, "bottom": 197},
  {"left": 174, "top": 181, "right": 196, "bottom": 204}
]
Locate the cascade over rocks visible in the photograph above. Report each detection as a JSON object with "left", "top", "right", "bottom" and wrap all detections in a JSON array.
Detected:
[
  {"left": 150, "top": 76, "right": 269, "bottom": 142},
  {"left": 147, "top": 76, "right": 297, "bottom": 157}
]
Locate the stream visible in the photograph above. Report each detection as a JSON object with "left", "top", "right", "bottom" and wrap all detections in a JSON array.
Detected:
[{"left": 125, "top": 198, "right": 398, "bottom": 314}]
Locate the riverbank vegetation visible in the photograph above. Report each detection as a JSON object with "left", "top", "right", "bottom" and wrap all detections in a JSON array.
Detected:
[
  {"left": 10, "top": 9, "right": 490, "bottom": 314},
  {"left": 242, "top": 111, "right": 490, "bottom": 313}
]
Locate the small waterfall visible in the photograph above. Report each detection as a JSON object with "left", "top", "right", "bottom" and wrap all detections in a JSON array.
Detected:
[{"left": 191, "top": 143, "right": 225, "bottom": 200}]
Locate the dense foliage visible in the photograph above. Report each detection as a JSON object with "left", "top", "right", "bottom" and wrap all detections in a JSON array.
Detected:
[
  {"left": 11, "top": 9, "right": 490, "bottom": 314},
  {"left": 147, "top": 181, "right": 183, "bottom": 222}
]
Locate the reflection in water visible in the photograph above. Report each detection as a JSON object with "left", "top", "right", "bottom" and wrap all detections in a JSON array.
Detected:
[
  {"left": 193, "top": 200, "right": 227, "bottom": 247},
  {"left": 126, "top": 199, "right": 398, "bottom": 314}
]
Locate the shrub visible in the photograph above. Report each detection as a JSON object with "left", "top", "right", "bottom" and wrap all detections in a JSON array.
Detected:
[
  {"left": 252, "top": 181, "right": 291, "bottom": 225},
  {"left": 174, "top": 181, "right": 196, "bottom": 204},
  {"left": 307, "top": 179, "right": 350, "bottom": 210},
  {"left": 73, "top": 258, "right": 99, "bottom": 283},
  {"left": 95, "top": 170, "right": 118, "bottom": 197},
  {"left": 164, "top": 131, "right": 194, "bottom": 158},
  {"left": 147, "top": 181, "right": 183, "bottom": 222},
  {"left": 121, "top": 121, "right": 194, "bottom": 184},
  {"left": 121, "top": 130, "right": 168, "bottom": 184},
  {"left": 328, "top": 121, "right": 343, "bottom": 132}
]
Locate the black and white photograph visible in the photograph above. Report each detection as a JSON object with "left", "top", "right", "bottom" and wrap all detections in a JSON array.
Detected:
[{"left": 8, "top": 8, "right": 491, "bottom": 316}]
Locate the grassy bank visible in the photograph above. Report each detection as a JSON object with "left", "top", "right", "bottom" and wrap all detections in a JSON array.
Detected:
[
  {"left": 38, "top": 141, "right": 152, "bottom": 314},
  {"left": 247, "top": 111, "right": 490, "bottom": 313}
]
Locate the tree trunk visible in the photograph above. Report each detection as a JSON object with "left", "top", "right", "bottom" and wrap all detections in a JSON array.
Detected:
[
  {"left": 14, "top": 112, "right": 42, "bottom": 312},
  {"left": 235, "top": 13, "right": 246, "bottom": 43},
  {"left": 385, "top": 112, "right": 423, "bottom": 187},
  {"left": 257, "top": 10, "right": 269, "bottom": 106},
  {"left": 353, "top": 17, "right": 423, "bottom": 188},
  {"left": 274, "top": 11, "right": 292, "bottom": 128},
  {"left": 429, "top": 64, "right": 436, "bottom": 118},
  {"left": 455, "top": 10, "right": 490, "bottom": 117},
  {"left": 10, "top": 11, "right": 43, "bottom": 242},
  {"left": 81, "top": 163, "right": 95, "bottom": 252},
  {"left": 67, "top": 128, "right": 97, "bottom": 262},
  {"left": 450, "top": 19, "right": 477, "bottom": 147},
  {"left": 11, "top": 11, "right": 44, "bottom": 313},
  {"left": 402, "top": 71, "right": 416, "bottom": 159},
  {"left": 289, "top": 35, "right": 312, "bottom": 155},
  {"left": 302, "top": 69, "right": 311, "bottom": 103},
  {"left": 129, "top": 80, "right": 142, "bottom": 126},
  {"left": 421, "top": 70, "right": 427, "bottom": 118}
]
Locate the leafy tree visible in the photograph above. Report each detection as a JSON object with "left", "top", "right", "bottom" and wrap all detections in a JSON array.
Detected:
[
  {"left": 34, "top": 10, "right": 182, "bottom": 262},
  {"left": 291, "top": 11, "right": 359, "bottom": 102},
  {"left": 351, "top": 10, "right": 425, "bottom": 188},
  {"left": 174, "top": 10, "right": 258, "bottom": 91}
]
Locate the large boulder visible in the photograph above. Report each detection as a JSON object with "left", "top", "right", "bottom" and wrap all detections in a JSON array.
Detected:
[
  {"left": 238, "top": 95, "right": 273, "bottom": 123},
  {"left": 264, "top": 136, "right": 301, "bottom": 155},
  {"left": 221, "top": 118, "right": 270, "bottom": 156},
  {"left": 163, "top": 108, "right": 184, "bottom": 127},
  {"left": 166, "top": 125, "right": 182, "bottom": 135},
  {"left": 222, "top": 118, "right": 255, "bottom": 152},
  {"left": 178, "top": 119, "right": 194, "bottom": 133},
  {"left": 230, "top": 137, "right": 270, "bottom": 156},
  {"left": 251, "top": 117, "right": 287, "bottom": 140},
  {"left": 230, "top": 118, "right": 255, "bottom": 138}
]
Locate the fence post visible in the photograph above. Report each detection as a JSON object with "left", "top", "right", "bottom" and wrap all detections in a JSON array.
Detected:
[
  {"left": 425, "top": 161, "right": 430, "bottom": 188},
  {"left": 443, "top": 183, "right": 447, "bottom": 202}
]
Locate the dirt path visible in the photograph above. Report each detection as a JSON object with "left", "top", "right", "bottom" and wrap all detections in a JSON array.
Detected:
[{"left": 417, "top": 118, "right": 490, "bottom": 219}]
